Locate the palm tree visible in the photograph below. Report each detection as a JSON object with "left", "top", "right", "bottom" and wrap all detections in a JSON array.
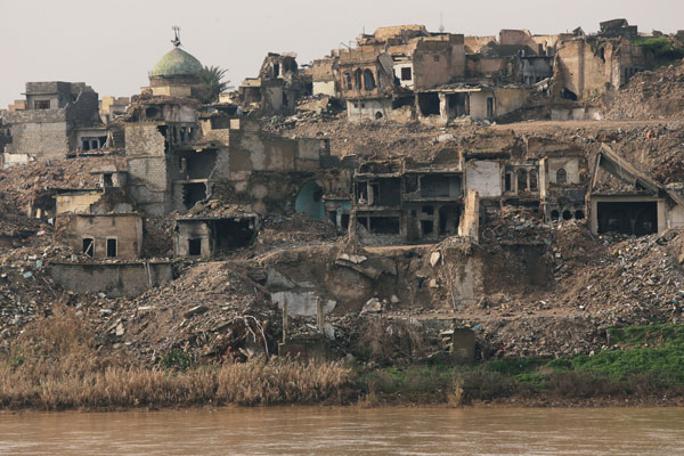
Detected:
[{"left": 199, "top": 65, "right": 229, "bottom": 103}]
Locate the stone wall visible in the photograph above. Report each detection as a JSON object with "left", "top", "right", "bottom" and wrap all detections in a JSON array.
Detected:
[{"left": 48, "top": 261, "right": 173, "bottom": 297}]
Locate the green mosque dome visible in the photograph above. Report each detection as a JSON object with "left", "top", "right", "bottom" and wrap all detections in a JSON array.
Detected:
[{"left": 150, "top": 47, "right": 203, "bottom": 78}]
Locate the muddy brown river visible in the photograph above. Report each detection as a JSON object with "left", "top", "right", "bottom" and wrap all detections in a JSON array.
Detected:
[{"left": 1, "top": 406, "right": 683, "bottom": 455}]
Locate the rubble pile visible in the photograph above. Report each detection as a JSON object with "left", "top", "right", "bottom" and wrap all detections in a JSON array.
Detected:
[
  {"left": 604, "top": 59, "right": 684, "bottom": 120},
  {"left": 89, "top": 261, "right": 279, "bottom": 363},
  {"left": 0, "top": 157, "right": 123, "bottom": 208},
  {"left": 557, "top": 231, "right": 684, "bottom": 325},
  {"left": 481, "top": 207, "right": 551, "bottom": 244}
]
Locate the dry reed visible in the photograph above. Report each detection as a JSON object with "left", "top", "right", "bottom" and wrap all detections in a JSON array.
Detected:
[{"left": 0, "top": 307, "right": 352, "bottom": 410}]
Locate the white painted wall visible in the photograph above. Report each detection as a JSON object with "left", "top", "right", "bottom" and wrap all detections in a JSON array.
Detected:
[{"left": 465, "top": 160, "right": 501, "bottom": 197}]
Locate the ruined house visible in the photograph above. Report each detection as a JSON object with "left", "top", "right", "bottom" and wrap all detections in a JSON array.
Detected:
[
  {"left": 338, "top": 46, "right": 399, "bottom": 121},
  {"left": 554, "top": 20, "right": 650, "bottom": 103},
  {"left": 588, "top": 146, "right": 684, "bottom": 236},
  {"left": 60, "top": 213, "right": 143, "bottom": 260},
  {"left": 339, "top": 25, "right": 466, "bottom": 122},
  {"left": 2, "top": 81, "right": 104, "bottom": 165},
  {"left": 174, "top": 213, "right": 259, "bottom": 258},
  {"left": 100, "top": 96, "right": 130, "bottom": 125},
  {"left": 238, "top": 53, "right": 307, "bottom": 115},
  {"left": 353, "top": 158, "right": 464, "bottom": 242},
  {"left": 311, "top": 57, "right": 338, "bottom": 97}
]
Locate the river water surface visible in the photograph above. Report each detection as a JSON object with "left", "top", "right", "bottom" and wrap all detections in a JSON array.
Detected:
[{"left": 1, "top": 406, "right": 683, "bottom": 455}]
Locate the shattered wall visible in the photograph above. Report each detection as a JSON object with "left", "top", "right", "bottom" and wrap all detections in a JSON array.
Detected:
[{"left": 124, "top": 124, "right": 169, "bottom": 215}]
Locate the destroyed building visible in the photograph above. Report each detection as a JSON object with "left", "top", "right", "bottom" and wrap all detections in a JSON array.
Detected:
[
  {"left": 589, "top": 145, "right": 684, "bottom": 235},
  {"left": 2, "top": 81, "right": 104, "bottom": 165},
  {"left": 5, "top": 21, "right": 684, "bottom": 372},
  {"left": 238, "top": 53, "right": 308, "bottom": 115},
  {"left": 353, "top": 158, "right": 464, "bottom": 242}
]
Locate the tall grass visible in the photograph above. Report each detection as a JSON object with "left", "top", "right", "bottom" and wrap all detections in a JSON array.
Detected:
[{"left": 0, "top": 308, "right": 352, "bottom": 410}]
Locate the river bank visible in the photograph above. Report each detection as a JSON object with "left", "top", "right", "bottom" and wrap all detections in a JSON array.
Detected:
[{"left": 1, "top": 308, "right": 683, "bottom": 411}]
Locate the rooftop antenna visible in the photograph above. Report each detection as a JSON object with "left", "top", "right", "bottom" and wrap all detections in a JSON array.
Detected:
[
  {"left": 439, "top": 12, "right": 445, "bottom": 33},
  {"left": 171, "top": 25, "right": 182, "bottom": 48}
]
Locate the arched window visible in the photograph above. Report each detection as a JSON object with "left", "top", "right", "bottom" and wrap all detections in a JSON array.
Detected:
[
  {"left": 529, "top": 170, "right": 538, "bottom": 191},
  {"left": 354, "top": 69, "right": 363, "bottom": 90},
  {"left": 363, "top": 69, "right": 376, "bottom": 90},
  {"left": 504, "top": 172, "right": 513, "bottom": 192},
  {"left": 556, "top": 168, "right": 567, "bottom": 184},
  {"left": 344, "top": 72, "right": 352, "bottom": 90},
  {"left": 517, "top": 169, "right": 528, "bottom": 192}
]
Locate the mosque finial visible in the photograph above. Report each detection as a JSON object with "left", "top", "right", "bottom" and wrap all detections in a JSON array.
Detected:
[{"left": 171, "top": 25, "right": 182, "bottom": 48}]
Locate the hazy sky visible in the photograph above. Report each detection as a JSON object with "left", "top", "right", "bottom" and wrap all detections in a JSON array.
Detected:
[{"left": 1, "top": 0, "right": 681, "bottom": 106}]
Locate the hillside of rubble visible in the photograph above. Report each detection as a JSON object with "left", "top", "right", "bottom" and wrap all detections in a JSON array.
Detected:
[
  {"left": 604, "top": 59, "right": 684, "bottom": 121},
  {"left": 1, "top": 117, "right": 684, "bottom": 407}
]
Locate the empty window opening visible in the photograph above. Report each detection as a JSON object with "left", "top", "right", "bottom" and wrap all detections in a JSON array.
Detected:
[
  {"left": 560, "top": 88, "right": 578, "bottom": 101},
  {"left": 562, "top": 210, "right": 573, "bottom": 221},
  {"left": 145, "top": 106, "right": 160, "bottom": 119},
  {"left": 273, "top": 63, "right": 280, "bottom": 78},
  {"left": 401, "top": 67, "right": 412, "bottom": 81},
  {"left": 422, "top": 205, "right": 434, "bottom": 215},
  {"left": 103, "top": 173, "right": 113, "bottom": 188},
  {"left": 556, "top": 168, "right": 567, "bottom": 184},
  {"left": 420, "top": 220, "right": 434, "bottom": 236},
  {"left": 179, "top": 150, "right": 217, "bottom": 180},
  {"left": 344, "top": 72, "right": 353, "bottom": 90},
  {"left": 517, "top": 170, "right": 528, "bottom": 192},
  {"left": 295, "top": 181, "right": 325, "bottom": 220},
  {"left": 447, "top": 93, "right": 469, "bottom": 118},
  {"left": 405, "top": 175, "right": 418, "bottom": 194},
  {"left": 363, "top": 70, "right": 376, "bottom": 91},
  {"left": 329, "top": 210, "right": 337, "bottom": 225},
  {"left": 356, "top": 182, "right": 369, "bottom": 204},
  {"left": 373, "top": 178, "right": 401, "bottom": 206},
  {"left": 421, "top": 175, "right": 457, "bottom": 198},
  {"left": 358, "top": 217, "right": 369, "bottom": 229},
  {"left": 418, "top": 93, "right": 440, "bottom": 116},
  {"left": 213, "top": 218, "right": 257, "bottom": 251},
  {"left": 550, "top": 210, "right": 560, "bottom": 221},
  {"left": 504, "top": 173, "right": 513, "bottom": 192},
  {"left": 486, "top": 97, "right": 495, "bottom": 118},
  {"left": 597, "top": 201, "right": 658, "bottom": 236},
  {"left": 182, "top": 183, "right": 207, "bottom": 209},
  {"left": 374, "top": 111, "right": 383, "bottom": 120},
  {"left": 439, "top": 205, "right": 460, "bottom": 235},
  {"left": 157, "top": 126, "right": 170, "bottom": 153},
  {"left": 575, "top": 210, "right": 585, "bottom": 220},
  {"left": 188, "top": 238, "right": 202, "bottom": 256},
  {"left": 34, "top": 100, "right": 51, "bottom": 110},
  {"left": 433, "top": 55, "right": 440, "bottom": 62},
  {"left": 392, "top": 95, "right": 414, "bottom": 109},
  {"left": 82, "top": 238, "right": 94, "bottom": 257},
  {"left": 354, "top": 69, "right": 363, "bottom": 90},
  {"left": 282, "top": 92, "right": 289, "bottom": 107},
  {"left": 340, "top": 214, "right": 350, "bottom": 230},
  {"left": 529, "top": 170, "right": 538, "bottom": 191},
  {"left": 106, "top": 238, "right": 117, "bottom": 258},
  {"left": 370, "top": 217, "right": 400, "bottom": 235}
]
